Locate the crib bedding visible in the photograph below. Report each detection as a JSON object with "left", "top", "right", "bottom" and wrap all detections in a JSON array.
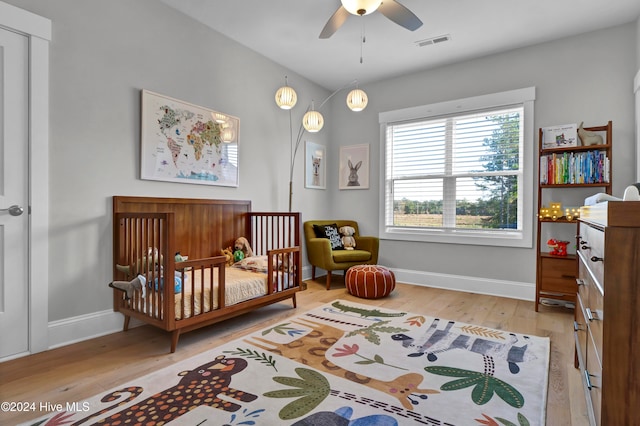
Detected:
[{"left": 174, "top": 266, "right": 267, "bottom": 320}]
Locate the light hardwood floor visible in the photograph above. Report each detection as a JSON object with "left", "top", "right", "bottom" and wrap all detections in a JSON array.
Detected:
[{"left": 0, "top": 278, "right": 588, "bottom": 425}]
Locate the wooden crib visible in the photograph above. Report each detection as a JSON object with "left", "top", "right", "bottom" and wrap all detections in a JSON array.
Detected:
[{"left": 112, "top": 196, "right": 301, "bottom": 352}]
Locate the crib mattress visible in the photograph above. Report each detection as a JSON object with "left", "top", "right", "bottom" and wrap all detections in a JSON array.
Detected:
[{"left": 174, "top": 267, "right": 267, "bottom": 320}]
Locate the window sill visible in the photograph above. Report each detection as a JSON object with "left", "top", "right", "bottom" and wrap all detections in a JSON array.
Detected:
[{"left": 380, "top": 226, "right": 533, "bottom": 248}]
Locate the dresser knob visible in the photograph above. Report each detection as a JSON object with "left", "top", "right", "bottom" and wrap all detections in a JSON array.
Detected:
[
  {"left": 581, "top": 245, "right": 590, "bottom": 250},
  {"left": 590, "top": 256, "right": 604, "bottom": 262}
]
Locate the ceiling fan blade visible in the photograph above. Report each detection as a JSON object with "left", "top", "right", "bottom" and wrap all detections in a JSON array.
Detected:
[
  {"left": 378, "top": 0, "right": 423, "bottom": 31},
  {"left": 319, "top": 5, "right": 350, "bottom": 39}
]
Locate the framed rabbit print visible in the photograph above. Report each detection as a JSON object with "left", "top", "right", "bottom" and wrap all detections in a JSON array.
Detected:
[{"left": 339, "top": 144, "right": 369, "bottom": 189}]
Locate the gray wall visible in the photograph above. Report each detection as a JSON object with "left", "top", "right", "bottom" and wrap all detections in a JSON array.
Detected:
[
  {"left": 328, "top": 23, "right": 638, "bottom": 284},
  {"left": 5, "top": 0, "right": 333, "bottom": 321},
  {"left": 4, "top": 1, "right": 640, "bottom": 324}
]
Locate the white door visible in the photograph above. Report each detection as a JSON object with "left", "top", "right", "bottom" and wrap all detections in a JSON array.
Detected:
[{"left": 0, "top": 27, "right": 29, "bottom": 359}]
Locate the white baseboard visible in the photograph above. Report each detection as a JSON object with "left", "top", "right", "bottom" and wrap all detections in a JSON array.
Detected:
[
  {"left": 44, "top": 266, "right": 533, "bottom": 351},
  {"left": 392, "top": 268, "right": 535, "bottom": 301},
  {"left": 47, "top": 309, "right": 145, "bottom": 350}
]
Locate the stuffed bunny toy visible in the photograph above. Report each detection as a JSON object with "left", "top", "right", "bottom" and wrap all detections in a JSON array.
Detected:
[{"left": 339, "top": 226, "right": 356, "bottom": 250}]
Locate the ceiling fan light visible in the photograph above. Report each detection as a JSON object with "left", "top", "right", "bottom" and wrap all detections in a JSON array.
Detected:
[
  {"left": 341, "top": 0, "right": 382, "bottom": 16},
  {"left": 346, "top": 88, "right": 368, "bottom": 111},
  {"left": 302, "top": 110, "right": 324, "bottom": 132},
  {"left": 275, "top": 85, "right": 298, "bottom": 110}
]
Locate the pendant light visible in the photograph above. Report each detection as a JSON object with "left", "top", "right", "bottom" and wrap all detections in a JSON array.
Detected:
[
  {"left": 275, "top": 76, "right": 298, "bottom": 110},
  {"left": 346, "top": 88, "right": 368, "bottom": 111},
  {"left": 302, "top": 101, "right": 324, "bottom": 132}
]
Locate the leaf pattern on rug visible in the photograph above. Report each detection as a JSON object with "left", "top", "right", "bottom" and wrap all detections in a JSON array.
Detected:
[
  {"left": 263, "top": 367, "right": 331, "bottom": 420},
  {"left": 476, "top": 412, "right": 531, "bottom": 426},
  {"left": 405, "top": 315, "right": 426, "bottom": 327},
  {"left": 224, "top": 407, "right": 266, "bottom": 425},
  {"left": 344, "top": 320, "right": 408, "bottom": 345},
  {"left": 458, "top": 325, "right": 506, "bottom": 340},
  {"left": 425, "top": 366, "right": 525, "bottom": 408},
  {"left": 261, "top": 322, "right": 305, "bottom": 337},
  {"left": 333, "top": 343, "right": 408, "bottom": 371},
  {"left": 223, "top": 347, "right": 278, "bottom": 371}
]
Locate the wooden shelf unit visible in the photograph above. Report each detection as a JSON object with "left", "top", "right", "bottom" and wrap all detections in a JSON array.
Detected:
[{"left": 535, "top": 121, "right": 612, "bottom": 311}]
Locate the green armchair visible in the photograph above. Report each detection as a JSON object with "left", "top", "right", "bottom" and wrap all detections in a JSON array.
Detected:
[{"left": 303, "top": 220, "right": 379, "bottom": 290}]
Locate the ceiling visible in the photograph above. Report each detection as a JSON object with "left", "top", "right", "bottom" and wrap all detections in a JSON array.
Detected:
[{"left": 159, "top": 0, "right": 640, "bottom": 91}]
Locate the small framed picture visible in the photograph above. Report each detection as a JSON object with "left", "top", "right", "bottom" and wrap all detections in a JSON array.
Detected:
[
  {"left": 305, "top": 141, "right": 326, "bottom": 189},
  {"left": 542, "top": 124, "right": 577, "bottom": 149},
  {"left": 339, "top": 144, "right": 369, "bottom": 190}
]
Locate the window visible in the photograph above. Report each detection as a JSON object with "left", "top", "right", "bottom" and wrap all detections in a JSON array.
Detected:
[{"left": 379, "top": 88, "right": 535, "bottom": 247}]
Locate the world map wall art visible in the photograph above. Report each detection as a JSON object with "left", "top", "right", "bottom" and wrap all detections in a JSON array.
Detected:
[{"left": 140, "top": 89, "right": 240, "bottom": 187}]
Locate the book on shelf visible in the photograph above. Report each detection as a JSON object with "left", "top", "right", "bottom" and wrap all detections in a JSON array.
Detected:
[{"left": 539, "top": 150, "right": 609, "bottom": 185}]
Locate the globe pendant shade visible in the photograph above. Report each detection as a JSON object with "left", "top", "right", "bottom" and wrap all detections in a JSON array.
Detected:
[
  {"left": 275, "top": 85, "right": 297, "bottom": 110},
  {"left": 303, "top": 110, "right": 324, "bottom": 132},
  {"left": 341, "top": 0, "right": 382, "bottom": 15},
  {"left": 346, "top": 88, "right": 368, "bottom": 111}
]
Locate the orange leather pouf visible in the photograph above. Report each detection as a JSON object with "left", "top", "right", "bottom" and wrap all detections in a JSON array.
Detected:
[{"left": 345, "top": 265, "right": 396, "bottom": 299}]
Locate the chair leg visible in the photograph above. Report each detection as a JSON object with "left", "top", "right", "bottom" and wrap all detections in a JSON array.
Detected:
[
  {"left": 326, "top": 271, "right": 332, "bottom": 290},
  {"left": 312, "top": 265, "right": 316, "bottom": 280}
]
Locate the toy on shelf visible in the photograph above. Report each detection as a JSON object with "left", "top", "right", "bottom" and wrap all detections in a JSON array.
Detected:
[
  {"left": 538, "top": 202, "right": 579, "bottom": 221},
  {"left": 547, "top": 239, "right": 569, "bottom": 256},
  {"left": 539, "top": 202, "right": 562, "bottom": 220}
]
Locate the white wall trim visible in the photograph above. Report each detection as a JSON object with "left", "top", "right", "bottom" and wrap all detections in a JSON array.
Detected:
[
  {"left": 392, "top": 268, "right": 535, "bottom": 301},
  {"left": 0, "top": 1, "right": 51, "bottom": 355},
  {"left": 34, "top": 265, "right": 532, "bottom": 351},
  {"left": 48, "top": 310, "right": 145, "bottom": 350}
]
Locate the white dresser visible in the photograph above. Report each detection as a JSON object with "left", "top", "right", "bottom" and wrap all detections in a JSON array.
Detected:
[{"left": 575, "top": 201, "right": 640, "bottom": 425}]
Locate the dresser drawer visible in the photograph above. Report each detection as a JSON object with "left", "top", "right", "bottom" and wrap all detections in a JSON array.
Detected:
[
  {"left": 578, "top": 223, "right": 605, "bottom": 289},
  {"left": 586, "top": 288, "right": 603, "bottom": 362},
  {"left": 539, "top": 256, "right": 576, "bottom": 294},
  {"left": 574, "top": 292, "right": 588, "bottom": 367},
  {"left": 585, "top": 331, "right": 602, "bottom": 426}
]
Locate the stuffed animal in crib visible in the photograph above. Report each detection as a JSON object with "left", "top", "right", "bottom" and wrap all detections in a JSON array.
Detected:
[
  {"left": 234, "top": 237, "right": 254, "bottom": 258},
  {"left": 109, "top": 275, "right": 147, "bottom": 299},
  {"left": 221, "top": 247, "right": 234, "bottom": 267},
  {"left": 339, "top": 226, "right": 356, "bottom": 250},
  {"left": 547, "top": 238, "right": 569, "bottom": 256}
]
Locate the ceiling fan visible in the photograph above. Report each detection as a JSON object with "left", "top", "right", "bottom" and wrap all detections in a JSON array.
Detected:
[{"left": 320, "top": 0, "right": 423, "bottom": 39}]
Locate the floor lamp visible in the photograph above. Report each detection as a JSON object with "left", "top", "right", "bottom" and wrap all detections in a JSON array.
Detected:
[{"left": 275, "top": 78, "right": 368, "bottom": 211}]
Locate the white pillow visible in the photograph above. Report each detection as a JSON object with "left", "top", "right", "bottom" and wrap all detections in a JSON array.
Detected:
[{"left": 231, "top": 255, "right": 269, "bottom": 273}]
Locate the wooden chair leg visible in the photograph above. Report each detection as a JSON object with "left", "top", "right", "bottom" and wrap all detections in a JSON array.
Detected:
[
  {"left": 123, "top": 315, "right": 131, "bottom": 332},
  {"left": 312, "top": 265, "right": 316, "bottom": 280},
  {"left": 326, "top": 271, "right": 332, "bottom": 290}
]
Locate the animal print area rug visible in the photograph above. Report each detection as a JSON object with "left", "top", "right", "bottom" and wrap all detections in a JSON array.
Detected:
[{"left": 26, "top": 300, "right": 550, "bottom": 426}]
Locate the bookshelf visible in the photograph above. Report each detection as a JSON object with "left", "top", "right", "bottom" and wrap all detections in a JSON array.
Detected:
[{"left": 534, "top": 121, "right": 612, "bottom": 311}]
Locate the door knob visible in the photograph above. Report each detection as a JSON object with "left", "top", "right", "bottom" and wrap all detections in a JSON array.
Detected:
[{"left": 1, "top": 205, "right": 24, "bottom": 216}]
